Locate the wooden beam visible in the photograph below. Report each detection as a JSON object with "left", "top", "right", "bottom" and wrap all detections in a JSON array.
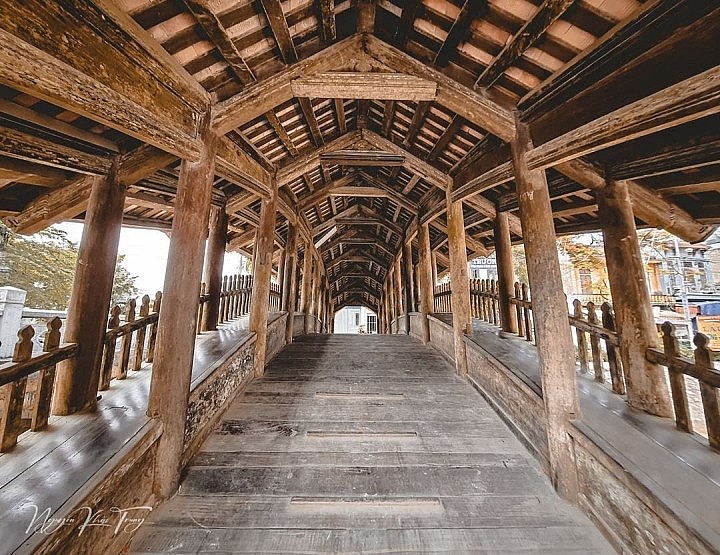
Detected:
[
  {"left": 0, "top": 1, "right": 208, "bottom": 160},
  {"left": 298, "top": 173, "right": 355, "bottom": 210},
  {"left": 183, "top": 0, "right": 255, "bottom": 85},
  {"left": 0, "top": 125, "right": 112, "bottom": 176},
  {"left": 277, "top": 131, "right": 361, "bottom": 185},
  {"left": 435, "top": 0, "right": 487, "bottom": 67},
  {"left": 225, "top": 190, "right": 257, "bottom": 214},
  {"left": 401, "top": 174, "right": 421, "bottom": 195},
  {"left": 4, "top": 145, "right": 176, "bottom": 234},
  {"left": 428, "top": 116, "right": 462, "bottom": 162},
  {"left": 298, "top": 97, "right": 325, "bottom": 147},
  {"left": 334, "top": 98, "right": 346, "bottom": 134},
  {"left": 394, "top": 0, "right": 423, "bottom": 47},
  {"left": 362, "top": 129, "right": 447, "bottom": 187},
  {"left": 357, "top": 171, "right": 419, "bottom": 212},
  {"left": 526, "top": 66, "right": 720, "bottom": 172},
  {"left": 476, "top": 0, "right": 575, "bottom": 88},
  {"left": 319, "top": 150, "right": 404, "bottom": 166},
  {"left": 365, "top": 35, "right": 515, "bottom": 142},
  {"left": 261, "top": 0, "right": 298, "bottom": 65},
  {"left": 402, "top": 101, "right": 432, "bottom": 149},
  {"left": 317, "top": 0, "right": 336, "bottom": 43},
  {"left": 266, "top": 109, "right": 299, "bottom": 156},
  {"left": 357, "top": 0, "right": 376, "bottom": 33},
  {"left": 331, "top": 186, "right": 388, "bottom": 197},
  {"left": 290, "top": 73, "right": 437, "bottom": 101},
  {"left": 213, "top": 35, "right": 363, "bottom": 134},
  {"left": 216, "top": 136, "right": 272, "bottom": 197},
  {"left": 381, "top": 100, "right": 396, "bottom": 137}
]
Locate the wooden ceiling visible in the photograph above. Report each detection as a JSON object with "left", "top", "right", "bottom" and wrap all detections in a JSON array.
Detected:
[{"left": 0, "top": 0, "right": 717, "bottom": 312}]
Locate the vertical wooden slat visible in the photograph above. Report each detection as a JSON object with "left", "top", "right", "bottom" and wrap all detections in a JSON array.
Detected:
[
  {"left": 99, "top": 305, "right": 121, "bottom": 390},
  {"left": 30, "top": 317, "right": 62, "bottom": 431},
  {"left": 0, "top": 326, "right": 34, "bottom": 451},
  {"left": 601, "top": 303, "right": 625, "bottom": 395},
  {"left": 132, "top": 295, "right": 151, "bottom": 371},
  {"left": 114, "top": 298, "right": 136, "bottom": 380},
  {"left": 586, "top": 302, "right": 603, "bottom": 383},
  {"left": 417, "top": 222, "right": 433, "bottom": 343},
  {"left": 661, "top": 322, "right": 692, "bottom": 433},
  {"left": 573, "top": 300, "right": 589, "bottom": 375},
  {"left": 695, "top": 334, "right": 720, "bottom": 450},
  {"left": 145, "top": 292, "right": 162, "bottom": 363}
]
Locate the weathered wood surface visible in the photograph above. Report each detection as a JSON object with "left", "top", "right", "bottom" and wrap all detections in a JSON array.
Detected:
[{"left": 130, "top": 334, "right": 609, "bottom": 554}]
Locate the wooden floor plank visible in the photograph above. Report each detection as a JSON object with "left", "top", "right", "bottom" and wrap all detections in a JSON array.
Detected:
[{"left": 130, "top": 334, "right": 611, "bottom": 554}]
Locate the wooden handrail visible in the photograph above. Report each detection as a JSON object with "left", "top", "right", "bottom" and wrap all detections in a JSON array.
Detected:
[{"left": 0, "top": 343, "right": 77, "bottom": 386}]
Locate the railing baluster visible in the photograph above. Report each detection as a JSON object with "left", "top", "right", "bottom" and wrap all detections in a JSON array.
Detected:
[
  {"left": 146, "top": 292, "right": 162, "bottom": 362},
  {"left": 661, "top": 322, "right": 692, "bottom": 433},
  {"left": 586, "top": 302, "right": 603, "bottom": 382},
  {"left": 100, "top": 305, "right": 122, "bottom": 390},
  {"left": 114, "top": 298, "right": 136, "bottom": 380},
  {"left": 695, "top": 333, "right": 720, "bottom": 450},
  {"left": 601, "top": 303, "right": 625, "bottom": 395},
  {"left": 514, "top": 282, "right": 524, "bottom": 338},
  {"left": 30, "top": 318, "right": 62, "bottom": 431},
  {"left": 0, "top": 326, "right": 34, "bottom": 451},
  {"left": 132, "top": 295, "right": 151, "bottom": 371},
  {"left": 573, "top": 300, "right": 589, "bottom": 374}
]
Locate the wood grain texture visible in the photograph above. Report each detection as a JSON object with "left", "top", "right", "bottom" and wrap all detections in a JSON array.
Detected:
[{"left": 130, "top": 334, "right": 609, "bottom": 554}]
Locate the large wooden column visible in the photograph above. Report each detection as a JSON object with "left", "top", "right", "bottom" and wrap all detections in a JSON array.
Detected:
[
  {"left": 431, "top": 251, "right": 438, "bottom": 288},
  {"left": 53, "top": 160, "right": 126, "bottom": 415},
  {"left": 417, "top": 222, "right": 434, "bottom": 343},
  {"left": 147, "top": 121, "right": 217, "bottom": 499},
  {"left": 276, "top": 246, "right": 286, "bottom": 307},
  {"left": 494, "top": 209, "right": 518, "bottom": 334},
  {"left": 388, "top": 265, "right": 397, "bottom": 332},
  {"left": 402, "top": 240, "right": 413, "bottom": 335},
  {"left": 301, "top": 248, "right": 313, "bottom": 333},
  {"left": 446, "top": 187, "right": 471, "bottom": 376},
  {"left": 511, "top": 116, "right": 580, "bottom": 501},
  {"left": 283, "top": 223, "right": 299, "bottom": 343},
  {"left": 394, "top": 256, "right": 403, "bottom": 330},
  {"left": 201, "top": 205, "right": 227, "bottom": 331},
  {"left": 597, "top": 179, "right": 672, "bottom": 417},
  {"left": 249, "top": 181, "right": 279, "bottom": 376}
]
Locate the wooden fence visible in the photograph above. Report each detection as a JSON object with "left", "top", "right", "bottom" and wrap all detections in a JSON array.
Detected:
[
  {"left": 647, "top": 323, "right": 720, "bottom": 450},
  {"left": 219, "top": 274, "right": 253, "bottom": 323},
  {"left": 433, "top": 282, "right": 452, "bottom": 313},
  {"left": 0, "top": 318, "right": 77, "bottom": 452},
  {"left": 269, "top": 281, "right": 281, "bottom": 312}
]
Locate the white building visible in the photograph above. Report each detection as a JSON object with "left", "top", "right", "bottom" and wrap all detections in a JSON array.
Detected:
[{"left": 333, "top": 306, "right": 378, "bottom": 334}]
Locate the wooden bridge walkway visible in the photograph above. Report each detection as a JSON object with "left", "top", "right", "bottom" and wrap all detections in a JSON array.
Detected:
[{"left": 130, "top": 334, "right": 611, "bottom": 554}]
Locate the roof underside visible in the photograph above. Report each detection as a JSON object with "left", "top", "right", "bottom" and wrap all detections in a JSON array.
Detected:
[{"left": 0, "top": 0, "right": 717, "bottom": 312}]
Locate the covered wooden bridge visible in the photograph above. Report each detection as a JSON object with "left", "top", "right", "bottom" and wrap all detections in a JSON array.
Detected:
[{"left": 0, "top": 0, "right": 718, "bottom": 553}]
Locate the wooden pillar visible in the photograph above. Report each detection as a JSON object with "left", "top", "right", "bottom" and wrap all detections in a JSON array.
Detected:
[
  {"left": 431, "top": 251, "right": 438, "bottom": 287},
  {"left": 394, "top": 256, "right": 403, "bottom": 330},
  {"left": 597, "top": 179, "right": 673, "bottom": 417},
  {"left": 276, "top": 246, "right": 286, "bottom": 307},
  {"left": 201, "top": 205, "right": 227, "bottom": 331},
  {"left": 494, "top": 209, "right": 518, "bottom": 334},
  {"left": 53, "top": 160, "right": 125, "bottom": 415},
  {"left": 301, "top": 248, "right": 313, "bottom": 334},
  {"left": 446, "top": 186, "right": 471, "bottom": 376},
  {"left": 283, "top": 224, "right": 299, "bottom": 343},
  {"left": 309, "top": 255, "right": 321, "bottom": 332},
  {"left": 417, "top": 222, "right": 433, "bottom": 344},
  {"left": 402, "top": 240, "right": 413, "bottom": 335},
  {"left": 146, "top": 120, "right": 218, "bottom": 499},
  {"left": 388, "top": 265, "right": 396, "bottom": 332},
  {"left": 511, "top": 115, "right": 580, "bottom": 501},
  {"left": 249, "top": 182, "right": 279, "bottom": 377}
]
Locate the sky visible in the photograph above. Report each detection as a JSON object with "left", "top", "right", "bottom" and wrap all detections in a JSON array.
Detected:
[{"left": 55, "top": 222, "right": 245, "bottom": 296}]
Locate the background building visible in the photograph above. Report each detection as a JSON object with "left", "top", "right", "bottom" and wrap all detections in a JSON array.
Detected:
[{"left": 333, "top": 306, "right": 378, "bottom": 334}]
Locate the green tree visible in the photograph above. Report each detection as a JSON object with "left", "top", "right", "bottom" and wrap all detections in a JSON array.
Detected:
[{"left": 0, "top": 225, "right": 138, "bottom": 310}]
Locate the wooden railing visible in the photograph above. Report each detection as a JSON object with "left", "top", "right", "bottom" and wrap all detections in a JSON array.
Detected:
[
  {"left": 570, "top": 300, "right": 624, "bottom": 395},
  {"left": 99, "top": 293, "right": 162, "bottom": 390},
  {"left": 511, "top": 282, "right": 534, "bottom": 343},
  {"left": 0, "top": 318, "right": 77, "bottom": 452},
  {"left": 470, "top": 278, "right": 499, "bottom": 324},
  {"left": 433, "top": 282, "right": 452, "bottom": 312},
  {"left": 219, "top": 274, "right": 253, "bottom": 323},
  {"left": 269, "top": 281, "right": 281, "bottom": 312},
  {"left": 573, "top": 292, "right": 674, "bottom": 306},
  {"left": 647, "top": 323, "right": 720, "bottom": 450}
]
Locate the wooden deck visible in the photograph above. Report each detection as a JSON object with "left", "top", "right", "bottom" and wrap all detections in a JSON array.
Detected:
[
  {"left": 0, "top": 317, "right": 251, "bottom": 554},
  {"left": 130, "top": 334, "right": 611, "bottom": 554}
]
